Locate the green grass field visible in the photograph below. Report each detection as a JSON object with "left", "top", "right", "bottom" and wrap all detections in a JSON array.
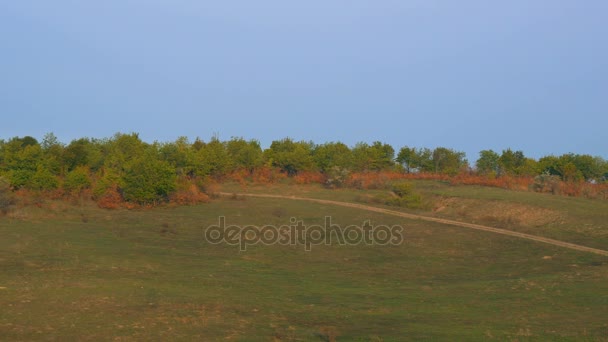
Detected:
[{"left": 1, "top": 181, "right": 608, "bottom": 340}]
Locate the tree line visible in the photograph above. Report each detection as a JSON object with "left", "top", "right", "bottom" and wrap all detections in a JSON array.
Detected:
[{"left": 0, "top": 133, "right": 606, "bottom": 205}]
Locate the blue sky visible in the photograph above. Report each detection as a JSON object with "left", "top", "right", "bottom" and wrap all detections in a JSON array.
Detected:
[{"left": 1, "top": 0, "right": 606, "bottom": 161}]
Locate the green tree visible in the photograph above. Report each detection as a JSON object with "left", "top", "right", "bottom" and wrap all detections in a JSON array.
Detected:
[
  {"left": 226, "top": 137, "right": 264, "bottom": 173},
  {"left": 28, "top": 165, "right": 59, "bottom": 191},
  {"left": 498, "top": 149, "right": 526, "bottom": 175},
  {"left": 396, "top": 147, "right": 434, "bottom": 173},
  {"left": 122, "top": 150, "right": 177, "bottom": 204},
  {"left": 351, "top": 141, "right": 395, "bottom": 172},
  {"left": 1, "top": 137, "right": 43, "bottom": 188},
  {"left": 432, "top": 147, "right": 467, "bottom": 175},
  {"left": 63, "top": 166, "right": 92, "bottom": 195},
  {"left": 159, "top": 137, "right": 196, "bottom": 176},
  {"left": 194, "top": 137, "right": 232, "bottom": 177},
  {"left": 265, "top": 138, "right": 315, "bottom": 175},
  {"left": 41, "top": 133, "right": 64, "bottom": 175},
  {"left": 476, "top": 150, "right": 500, "bottom": 175},
  {"left": 313, "top": 142, "right": 352, "bottom": 173},
  {"left": 538, "top": 153, "right": 604, "bottom": 182}
]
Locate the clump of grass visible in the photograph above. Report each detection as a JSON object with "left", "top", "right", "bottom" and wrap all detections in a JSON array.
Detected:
[{"left": 358, "top": 182, "right": 430, "bottom": 210}]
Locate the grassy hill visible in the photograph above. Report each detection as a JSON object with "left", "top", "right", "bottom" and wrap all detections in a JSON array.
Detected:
[{"left": 1, "top": 181, "right": 607, "bottom": 340}]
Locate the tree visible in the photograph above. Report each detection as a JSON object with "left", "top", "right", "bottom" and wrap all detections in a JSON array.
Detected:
[
  {"left": 396, "top": 147, "right": 416, "bottom": 173},
  {"left": 101, "top": 133, "right": 147, "bottom": 181},
  {"left": 159, "top": 137, "right": 196, "bottom": 176},
  {"left": 28, "top": 166, "right": 59, "bottom": 191},
  {"left": 476, "top": 150, "right": 500, "bottom": 175},
  {"left": 265, "top": 138, "right": 315, "bottom": 175},
  {"left": 63, "top": 166, "right": 92, "bottom": 195},
  {"left": 498, "top": 149, "right": 526, "bottom": 175},
  {"left": 41, "top": 132, "right": 64, "bottom": 175},
  {"left": 194, "top": 137, "right": 232, "bottom": 177},
  {"left": 432, "top": 147, "right": 467, "bottom": 175},
  {"left": 313, "top": 142, "right": 352, "bottom": 173},
  {"left": 226, "top": 137, "right": 264, "bottom": 173},
  {"left": 351, "top": 141, "right": 395, "bottom": 172},
  {"left": 1, "top": 137, "right": 43, "bottom": 188},
  {"left": 122, "top": 150, "right": 177, "bottom": 205},
  {"left": 538, "top": 153, "right": 605, "bottom": 182},
  {"left": 396, "top": 147, "right": 434, "bottom": 173}
]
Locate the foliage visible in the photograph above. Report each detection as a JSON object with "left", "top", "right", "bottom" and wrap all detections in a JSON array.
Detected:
[
  {"left": 386, "top": 182, "right": 425, "bottom": 209},
  {"left": 63, "top": 166, "right": 92, "bottom": 195},
  {"left": 538, "top": 153, "right": 607, "bottom": 182},
  {"left": 226, "top": 137, "right": 264, "bottom": 173},
  {"left": 530, "top": 172, "right": 561, "bottom": 194},
  {"left": 0, "top": 176, "right": 15, "bottom": 213},
  {"left": 28, "top": 166, "right": 59, "bottom": 191},
  {"left": 193, "top": 137, "right": 232, "bottom": 178},
  {"left": 313, "top": 142, "right": 353, "bottom": 173},
  {"left": 1, "top": 133, "right": 608, "bottom": 206},
  {"left": 396, "top": 146, "right": 434, "bottom": 173},
  {"left": 476, "top": 149, "right": 500, "bottom": 175},
  {"left": 121, "top": 151, "right": 177, "bottom": 205},
  {"left": 265, "top": 138, "right": 316, "bottom": 175},
  {"left": 169, "top": 177, "right": 210, "bottom": 205},
  {"left": 324, "top": 166, "right": 351, "bottom": 188},
  {"left": 0, "top": 138, "right": 42, "bottom": 188},
  {"left": 431, "top": 147, "right": 467, "bottom": 175},
  {"left": 351, "top": 141, "right": 395, "bottom": 172}
]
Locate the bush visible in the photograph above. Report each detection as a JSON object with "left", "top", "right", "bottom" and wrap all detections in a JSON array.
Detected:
[
  {"left": 63, "top": 166, "right": 92, "bottom": 195},
  {"left": 386, "top": 182, "right": 426, "bottom": 209},
  {"left": 121, "top": 157, "right": 177, "bottom": 205},
  {"left": 324, "top": 166, "right": 350, "bottom": 188},
  {"left": 169, "top": 178, "right": 210, "bottom": 205},
  {"left": 531, "top": 172, "right": 561, "bottom": 194},
  {"left": 0, "top": 177, "right": 16, "bottom": 214},
  {"left": 96, "top": 186, "right": 123, "bottom": 209},
  {"left": 28, "top": 167, "right": 59, "bottom": 191}
]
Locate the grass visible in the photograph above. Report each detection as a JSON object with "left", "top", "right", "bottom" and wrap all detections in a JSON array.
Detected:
[
  {"left": 220, "top": 180, "right": 608, "bottom": 249},
  {"left": 1, "top": 182, "right": 607, "bottom": 340}
]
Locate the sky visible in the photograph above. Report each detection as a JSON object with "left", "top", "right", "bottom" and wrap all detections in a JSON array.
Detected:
[{"left": 1, "top": 0, "right": 606, "bottom": 162}]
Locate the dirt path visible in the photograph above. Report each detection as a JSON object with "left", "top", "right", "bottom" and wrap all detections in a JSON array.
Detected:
[{"left": 219, "top": 192, "right": 608, "bottom": 256}]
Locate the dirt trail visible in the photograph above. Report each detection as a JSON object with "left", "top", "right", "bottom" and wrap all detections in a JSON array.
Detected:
[{"left": 219, "top": 192, "right": 608, "bottom": 256}]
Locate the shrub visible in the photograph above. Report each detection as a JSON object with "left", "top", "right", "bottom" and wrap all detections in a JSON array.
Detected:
[
  {"left": 531, "top": 172, "right": 561, "bottom": 194},
  {"left": 251, "top": 166, "right": 287, "bottom": 184},
  {"left": 122, "top": 157, "right": 177, "bottom": 205},
  {"left": 96, "top": 186, "right": 123, "bottom": 209},
  {"left": 169, "top": 179, "right": 210, "bottom": 205},
  {"left": 63, "top": 166, "right": 92, "bottom": 195},
  {"left": 0, "top": 177, "right": 16, "bottom": 214},
  {"left": 28, "top": 167, "right": 59, "bottom": 191},
  {"left": 324, "top": 166, "right": 350, "bottom": 188},
  {"left": 293, "top": 171, "right": 325, "bottom": 185},
  {"left": 387, "top": 182, "right": 426, "bottom": 209}
]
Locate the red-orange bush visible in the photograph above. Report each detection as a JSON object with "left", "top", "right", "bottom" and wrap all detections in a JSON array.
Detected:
[
  {"left": 96, "top": 186, "right": 123, "bottom": 209},
  {"left": 293, "top": 171, "right": 325, "bottom": 185},
  {"left": 227, "top": 169, "right": 250, "bottom": 186},
  {"left": 170, "top": 183, "right": 210, "bottom": 205},
  {"left": 252, "top": 166, "right": 287, "bottom": 184}
]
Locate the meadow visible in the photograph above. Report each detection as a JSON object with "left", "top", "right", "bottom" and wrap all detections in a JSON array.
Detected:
[{"left": 1, "top": 180, "right": 607, "bottom": 341}]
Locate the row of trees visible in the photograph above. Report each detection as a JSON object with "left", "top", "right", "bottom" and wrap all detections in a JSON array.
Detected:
[{"left": 1, "top": 133, "right": 607, "bottom": 205}]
